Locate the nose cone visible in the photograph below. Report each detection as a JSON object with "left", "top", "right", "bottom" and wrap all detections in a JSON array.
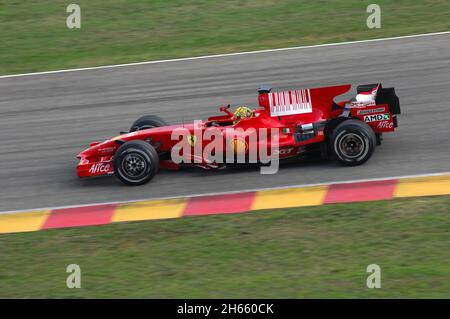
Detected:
[
  {"left": 77, "top": 141, "right": 104, "bottom": 159},
  {"left": 77, "top": 146, "right": 92, "bottom": 159}
]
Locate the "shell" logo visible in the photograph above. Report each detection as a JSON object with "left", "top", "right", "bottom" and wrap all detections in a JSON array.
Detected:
[{"left": 231, "top": 138, "right": 248, "bottom": 154}]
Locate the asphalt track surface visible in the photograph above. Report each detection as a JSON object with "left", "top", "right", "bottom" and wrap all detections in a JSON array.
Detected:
[{"left": 1, "top": 33, "right": 449, "bottom": 212}]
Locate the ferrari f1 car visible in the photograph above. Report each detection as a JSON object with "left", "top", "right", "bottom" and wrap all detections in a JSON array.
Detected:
[{"left": 77, "top": 83, "right": 400, "bottom": 185}]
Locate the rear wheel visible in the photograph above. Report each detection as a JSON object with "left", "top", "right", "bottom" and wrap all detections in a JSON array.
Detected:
[
  {"left": 129, "top": 115, "right": 168, "bottom": 132},
  {"left": 114, "top": 140, "right": 159, "bottom": 185},
  {"left": 330, "top": 119, "right": 376, "bottom": 166}
]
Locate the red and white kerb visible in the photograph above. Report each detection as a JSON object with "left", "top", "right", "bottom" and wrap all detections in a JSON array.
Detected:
[{"left": 269, "top": 89, "right": 312, "bottom": 116}]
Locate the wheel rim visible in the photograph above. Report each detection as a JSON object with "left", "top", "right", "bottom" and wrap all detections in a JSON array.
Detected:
[
  {"left": 122, "top": 153, "right": 147, "bottom": 178},
  {"left": 338, "top": 133, "right": 365, "bottom": 158}
]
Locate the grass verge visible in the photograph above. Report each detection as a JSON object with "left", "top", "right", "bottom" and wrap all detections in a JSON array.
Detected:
[
  {"left": 0, "top": 195, "right": 449, "bottom": 298},
  {"left": 1, "top": 0, "right": 450, "bottom": 75}
]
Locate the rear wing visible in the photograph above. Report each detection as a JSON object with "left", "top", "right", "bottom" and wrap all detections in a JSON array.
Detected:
[
  {"left": 357, "top": 83, "right": 401, "bottom": 115},
  {"left": 258, "top": 84, "right": 351, "bottom": 117}
]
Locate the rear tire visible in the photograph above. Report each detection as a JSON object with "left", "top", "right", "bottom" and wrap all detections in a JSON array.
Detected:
[
  {"left": 330, "top": 119, "right": 376, "bottom": 166},
  {"left": 129, "top": 115, "right": 168, "bottom": 132},
  {"left": 114, "top": 140, "right": 159, "bottom": 186}
]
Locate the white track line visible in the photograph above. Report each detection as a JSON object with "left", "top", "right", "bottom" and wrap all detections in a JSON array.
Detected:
[
  {"left": 1, "top": 171, "right": 449, "bottom": 216},
  {"left": 1, "top": 30, "right": 450, "bottom": 79}
]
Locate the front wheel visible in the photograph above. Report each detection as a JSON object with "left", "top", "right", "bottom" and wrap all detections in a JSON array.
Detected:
[
  {"left": 129, "top": 115, "right": 168, "bottom": 132},
  {"left": 330, "top": 119, "right": 376, "bottom": 166},
  {"left": 114, "top": 140, "right": 159, "bottom": 186}
]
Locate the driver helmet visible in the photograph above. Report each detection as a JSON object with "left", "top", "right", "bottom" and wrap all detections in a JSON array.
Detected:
[{"left": 233, "top": 106, "right": 253, "bottom": 124}]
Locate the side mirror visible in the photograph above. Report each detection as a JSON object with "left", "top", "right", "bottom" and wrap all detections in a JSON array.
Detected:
[{"left": 219, "top": 104, "right": 231, "bottom": 112}]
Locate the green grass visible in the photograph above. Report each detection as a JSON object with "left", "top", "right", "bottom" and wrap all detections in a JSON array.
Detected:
[
  {"left": 1, "top": 0, "right": 450, "bottom": 75},
  {"left": 0, "top": 196, "right": 449, "bottom": 298}
]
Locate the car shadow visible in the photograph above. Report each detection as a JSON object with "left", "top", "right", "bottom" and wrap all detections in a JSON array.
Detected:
[{"left": 73, "top": 154, "right": 334, "bottom": 188}]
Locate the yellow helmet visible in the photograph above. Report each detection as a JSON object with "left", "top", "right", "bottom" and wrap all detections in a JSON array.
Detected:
[{"left": 233, "top": 106, "right": 253, "bottom": 124}]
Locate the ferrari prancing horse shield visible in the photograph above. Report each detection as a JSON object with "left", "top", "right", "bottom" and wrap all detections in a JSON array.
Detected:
[{"left": 188, "top": 135, "right": 197, "bottom": 147}]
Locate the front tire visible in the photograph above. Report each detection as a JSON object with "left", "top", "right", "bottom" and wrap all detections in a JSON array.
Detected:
[
  {"left": 330, "top": 119, "right": 376, "bottom": 166},
  {"left": 129, "top": 115, "right": 168, "bottom": 132},
  {"left": 114, "top": 140, "right": 159, "bottom": 186}
]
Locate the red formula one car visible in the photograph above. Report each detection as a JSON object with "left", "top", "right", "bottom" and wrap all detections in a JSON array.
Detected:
[{"left": 77, "top": 83, "right": 400, "bottom": 185}]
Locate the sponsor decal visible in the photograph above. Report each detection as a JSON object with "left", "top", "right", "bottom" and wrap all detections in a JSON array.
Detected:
[
  {"left": 269, "top": 89, "right": 312, "bottom": 117},
  {"left": 231, "top": 138, "right": 248, "bottom": 154},
  {"left": 273, "top": 147, "right": 295, "bottom": 156},
  {"left": 187, "top": 135, "right": 197, "bottom": 147},
  {"left": 98, "top": 146, "right": 115, "bottom": 153},
  {"left": 357, "top": 107, "right": 385, "bottom": 115},
  {"left": 364, "top": 113, "right": 390, "bottom": 123},
  {"left": 350, "top": 101, "right": 376, "bottom": 107},
  {"left": 89, "top": 163, "right": 111, "bottom": 174},
  {"left": 377, "top": 121, "right": 394, "bottom": 129}
]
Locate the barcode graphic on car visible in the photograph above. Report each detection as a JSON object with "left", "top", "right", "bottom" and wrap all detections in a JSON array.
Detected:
[{"left": 269, "top": 89, "right": 312, "bottom": 116}]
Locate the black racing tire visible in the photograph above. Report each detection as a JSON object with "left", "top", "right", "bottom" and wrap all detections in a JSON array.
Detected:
[
  {"left": 129, "top": 115, "right": 168, "bottom": 132},
  {"left": 330, "top": 119, "right": 376, "bottom": 166},
  {"left": 114, "top": 140, "right": 159, "bottom": 186}
]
